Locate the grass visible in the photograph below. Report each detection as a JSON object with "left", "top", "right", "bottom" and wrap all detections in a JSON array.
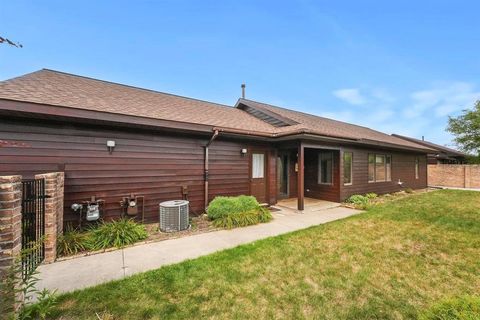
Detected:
[{"left": 50, "top": 190, "right": 480, "bottom": 319}]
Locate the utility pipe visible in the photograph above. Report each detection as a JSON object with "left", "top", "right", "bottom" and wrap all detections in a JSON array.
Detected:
[{"left": 204, "top": 130, "right": 219, "bottom": 211}]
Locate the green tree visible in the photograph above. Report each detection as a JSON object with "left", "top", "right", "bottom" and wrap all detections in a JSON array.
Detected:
[{"left": 447, "top": 100, "right": 480, "bottom": 158}]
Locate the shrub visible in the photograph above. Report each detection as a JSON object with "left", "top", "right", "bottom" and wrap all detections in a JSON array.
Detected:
[
  {"left": 57, "top": 229, "right": 87, "bottom": 257},
  {"left": 86, "top": 219, "right": 148, "bottom": 250},
  {"left": 213, "top": 207, "right": 272, "bottom": 229},
  {"left": 207, "top": 195, "right": 260, "bottom": 220},
  {"left": 347, "top": 195, "right": 369, "bottom": 205},
  {"left": 405, "top": 188, "right": 414, "bottom": 194},
  {"left": 365, "top": 192, "right": 378, "bottom": 199},
  {"left": 419, "top": 295, "right": 480, "bottom": 320}
]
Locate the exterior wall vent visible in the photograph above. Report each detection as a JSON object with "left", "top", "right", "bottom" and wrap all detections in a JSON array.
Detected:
[{"left": 159, "top": 200, "right": 189, "bottom": 232}]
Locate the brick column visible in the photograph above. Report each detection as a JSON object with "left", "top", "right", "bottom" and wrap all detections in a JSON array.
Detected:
[
  {"left": 35, "top": 172, "right": 64, "bottom": 263},
  {"left": 0, "top": 175, "right": 23, "bottom": 314},
  {"left": 464, "top": 166, "right": 471, "bottom": 188}
]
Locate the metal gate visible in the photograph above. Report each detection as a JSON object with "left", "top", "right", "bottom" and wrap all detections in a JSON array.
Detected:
[{"left": 21, "top": 178, "right": 47, "bottom": 279}]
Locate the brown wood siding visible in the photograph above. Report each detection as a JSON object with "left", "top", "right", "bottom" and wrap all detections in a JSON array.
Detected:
[
  {"left": 0, "top": 118, "right": 275, "bottom": 225},
  {"left": 340, "top": 147, "right": 428, "bottom": 200},
  {"left": 304, "top": 149, "right": 341, "bottom": 202}
]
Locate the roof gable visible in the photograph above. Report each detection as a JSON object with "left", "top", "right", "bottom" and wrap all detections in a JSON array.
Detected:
[{"left": 236, "top": 98, "right": 433, "bottom": 151}]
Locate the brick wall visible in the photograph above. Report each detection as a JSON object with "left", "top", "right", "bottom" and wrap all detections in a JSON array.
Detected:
[
  {"left": 0, "top": 175, "right": 22, "bottom": 314},
  {"left": 35, "top": 172, "right": 64, "bottom": 263},
  {"left": 428, "top": 164, "right": 480, "bottom": 188}
]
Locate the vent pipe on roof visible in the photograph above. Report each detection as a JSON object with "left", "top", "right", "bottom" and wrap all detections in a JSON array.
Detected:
[{"left": 241, "top": 83, "right": 246, "bottom": 99}]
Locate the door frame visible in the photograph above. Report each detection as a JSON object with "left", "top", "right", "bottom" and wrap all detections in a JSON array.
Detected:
[{"left": 248, "top": 148, "right": 269, "bottom": 204}]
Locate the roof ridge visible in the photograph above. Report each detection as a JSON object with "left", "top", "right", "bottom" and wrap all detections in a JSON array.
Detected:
[
  {"left": 391, "top": 134, "right": 465, "bottom": 155},
  {"left": 38, "top": 68, "right": 233, "bottom": 109}
]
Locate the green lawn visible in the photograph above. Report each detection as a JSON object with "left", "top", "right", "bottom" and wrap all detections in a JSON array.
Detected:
[{"left": 51, "top": 190, "right": 480, "bottom": 319}]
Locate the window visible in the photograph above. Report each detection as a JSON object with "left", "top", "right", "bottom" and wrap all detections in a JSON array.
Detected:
[
  {"left": 386, "top": 155, "right": 392, "bottom": 181},
  {"left": 343, "top": 152, "right": 353, "bottom": 185},
  {"left": 368, "top": 154, "right": 392, "bottom": 182},
  {"left": 368, "top": 154, "right": 375, "bottom": 182},
  {"left": 415, "top": 157, "right": 419, "bottom": 179},
  {"left": 318, "top": 152, "right": 333, "bottom": 184},
  {"left": 252, "top": 153, "right": 265, "bottom": 178},
  {"left": 375, "top": 155, "right": 386, "bottom": 182}
]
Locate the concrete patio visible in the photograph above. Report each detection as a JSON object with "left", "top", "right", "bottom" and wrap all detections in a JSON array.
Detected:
[{"left": 36, "top": 204, "right": 361, "bottom": 294}]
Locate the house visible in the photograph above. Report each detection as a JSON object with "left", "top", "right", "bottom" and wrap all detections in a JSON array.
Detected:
[
  {"left": 0, "top": 69, "right": 433, "bottom": 224},
  {"left": 391, "top": 134, "right": 467, "bottom": 164}
]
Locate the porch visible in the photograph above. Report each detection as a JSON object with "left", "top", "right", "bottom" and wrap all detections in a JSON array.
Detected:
[
  {"left": 275, "top": 142, "right": 342, "bottom": 211},
  {"left": 276, "top": 197, "right": 340, "bottom": 212}
]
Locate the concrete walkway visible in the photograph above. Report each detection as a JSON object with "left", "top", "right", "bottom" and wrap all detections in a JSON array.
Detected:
[{"left": 37, "top": 206, "right": 360, "bottom": 293}]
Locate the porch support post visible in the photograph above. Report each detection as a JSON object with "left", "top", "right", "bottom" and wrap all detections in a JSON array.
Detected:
[{"left": 297, "top": 142, "right": 304, "bottom": 211}]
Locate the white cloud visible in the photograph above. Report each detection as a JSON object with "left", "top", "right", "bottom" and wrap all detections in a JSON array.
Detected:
[
  {"left": 324, "top": 81, "right": 479, "bottom": 146},
  {"left": 332, "top": 88, "right": 366, "bottom": 105},
  {"left": 371, "top": 88, "right": 396, "bottom": 104},
  {"left": 405, "top": 82, "right": 480, "bottom": 119}
]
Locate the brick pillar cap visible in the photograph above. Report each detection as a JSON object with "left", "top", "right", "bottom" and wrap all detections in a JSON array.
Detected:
[{"left": 0, "top": 175, "right": 22, "bottom": 184}]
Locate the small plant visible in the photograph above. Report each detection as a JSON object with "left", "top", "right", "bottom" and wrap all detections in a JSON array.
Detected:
[
  {"left": 1, "top": 242, "right": 58, "bottom": 320},
  {"left": 21, "top": 288, "right": 58, "bottom": 320},
  {"left": 365, "top": 192, "right": 378, "bottom": 199},
  {"left": 419, "top": 295, "right": 480, "bottom": 320},
  {"left": 212, "top": 207, "right": 272, "bottom": 229},
  {"left": 207, "top": 195, "right": 260, "bottom": 220},
  {"left": 57, "top": 229, "right": 87, "bottom": 257},
  {"left": 347, "top": 195, "right": 368, "bottom": 205},
  {"left": 405, "top": 188, "right": 414, "bottom": 194},
  {"left": 346, "top": 194, "right": 370, "bottom": 209},
  {"left": 86, "top": 219, "right": 148, "bottom": 250}
]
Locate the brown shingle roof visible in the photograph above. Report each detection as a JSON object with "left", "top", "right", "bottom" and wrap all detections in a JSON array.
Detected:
[
  {"left": 0, "top": 69, "right": 276, "bottom": 133},
  {"left": 391, "top": 134, "right": 467, "bottom": 156},
  {"left": 236, "top": 99, "right": 433, "bottom": 150},
  {"left": 0, "top": 69, "right": 432, "bottom": 151}
]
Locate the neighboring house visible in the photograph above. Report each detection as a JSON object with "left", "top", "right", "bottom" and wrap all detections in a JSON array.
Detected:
[
  {"left": 392, "top": 134, "right": 467, "bottom": 164},
  {"left": 0, "top": 69, "right": 433, "bottom": 224}
]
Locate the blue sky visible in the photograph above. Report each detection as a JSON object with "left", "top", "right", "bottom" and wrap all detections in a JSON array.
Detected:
[{"left": 2, "top": 1, "right": 480, "bottom": 146}]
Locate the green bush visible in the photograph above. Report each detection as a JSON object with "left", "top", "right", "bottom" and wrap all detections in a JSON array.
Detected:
[
  {"left": 405, "top": 188, "right": 414, "bottom": 194},
  {"left": 57, "top": 229, "right": 87, "bottom": 257},
  {"left": 207, "top": 195, "right": 260, "bottom": 220},
  {"left": 347, "top": 194, "right": 369, "bottom": 205},
  {"left": 419, "top": 295, "right": 480, "bottom": 320},
  {"left": 213, "top": 207, "right": 272, "bottom": 229},
  {"left": 365, "top": 192, "right": 378, "bottom": 199},
  {"left": 86, "top": 219, "right": 148, "bottom": 250}
]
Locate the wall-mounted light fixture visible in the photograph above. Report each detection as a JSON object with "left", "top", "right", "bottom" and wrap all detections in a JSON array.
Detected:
[
  {"left": 107, "top": 140, "right": 116, "bottom": 154},
  {"left": 241, "top": 148, "right": 247, "bottom": 157}
]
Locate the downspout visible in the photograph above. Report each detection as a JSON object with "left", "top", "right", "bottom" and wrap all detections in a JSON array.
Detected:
[{"left": 204, "top": 130, "right": 219, "bottom": 211}]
